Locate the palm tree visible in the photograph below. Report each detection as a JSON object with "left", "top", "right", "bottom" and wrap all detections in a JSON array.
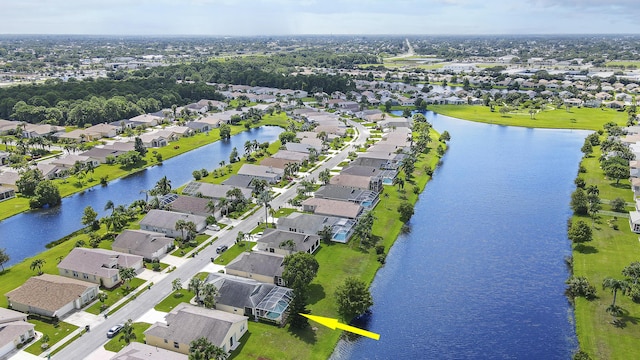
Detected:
[
  {"left": 206, "top": 200, "right": 216, "bottom": 215},
  {"left": 189, "top": 277, "right": 204, "bottom": 304},
  {"left": 319, "top": 169, "right": 330, "bottom": 185},
  {"left": 155, "top": 176, "right": 172, "bottom": 195},
  {"left": 30, "top": 258, "right": 45, "bottom": 275},
  {"left": 258, "top": 189, "right": 273, "bottom": 228},
  {"left": 201, "top": 283, "right": 219, "bottom": 309},
  {"left": 602, "top": 277, "right": 628, "bottom": 321},
  {"left": 184, "top": 221, "right": 197, "bottom": 241},
  {"left": 189, "top": 337, "right": 228, "bottom": 360},
  {"left": 175, "top": 219, "right": 187, "bottom": 240},
  {"left": 104, "top": 200, "right": 115, "bottom": 215},
  {"left": 119, "top": 319, "right": 137, "bottom": 345},
  {"left": 119, "top": 267, "right": 136, "bottom": 290}
]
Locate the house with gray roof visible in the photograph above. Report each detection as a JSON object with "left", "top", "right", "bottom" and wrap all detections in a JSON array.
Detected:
[
  {"left": 112, "top": 230, "right": 174, "bottom": 261},
  {"left": 276, "top": 213, "right": 356, "bottom": 243},
  {"left": 221, "top": 175, "right": 255, "bottom": 188},
  {"left": 341, "top": 164, "right": 396, "bottom": 187},
  {"left": 0, "top": 308, "right": 35, "bottom": 359},
  {"left": 225, "top": 252, "right": 285, "bottom": 285},
  {"left": 145, "top": 303, "right": 247, "bottom": 354},
  {"left": 139, "top": 210, "right": 207, "bottom": 238},
  {"left": 314, "top": 185, "right": 379, "bottom": 209},
  {"left": 284, "top": 142, "right": 322, "bottom": 154},
  {"left": 206, "top": 273, "right": 292, "bottom": 325},
  {"left": 237, "top": 164, "right": 283, "bottom": 184},
  {"left": 272, "top": 150, "right": 309, "bottom": 162},
  {"left": 57, "top": 248, "right": 143, "bottom": 289},
  {"left": 256, "top": 228, "right": 320, "bottom": 255},
  {"left": 182, "top": 181, "right": 252, "bottom": 201},
  {"left": 111, "top": 343, "right": 188, "bottom": 360},
  {"left": 0, "top": 171, "right": 18, "bottom": 191},
  {"left": 354, "top": 151, "right": 405, "bottom": 170},
  {"left": 162, "top": 195, "right": 212, "bottom": 217},
  {"left": 79, "top": 148, "right": 127, "bottom": 164},
  {"left": 301, "top": 198, "right": 363, "bottom": 219},
  {"left": 5, "top": 274, "right": 98, "bottom": 318}
]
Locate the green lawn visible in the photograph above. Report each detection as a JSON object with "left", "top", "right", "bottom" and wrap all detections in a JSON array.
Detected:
[
  {"left": 429, "top": 105, "right": 628, "bottom": 131},
  {"left": 24, "top": 319, "right": 78, "bottom": 356},
  {"left": 154, "top": 289, "right": 195, "bottom": 312},
  {"left": 103, "top": 322, "right": 151, "bottom": 352},
  {"left": 214, "top": 241, "right": 252, "bottom": 265},
  {"left": 85, "top": 278, "right": 146, "bottom": 315},
  {"left": 572, "top": 133, "right": 640, "bottom": 359},
  {"left": 171, "top": 234, "right": 210, "bottom": 257}
]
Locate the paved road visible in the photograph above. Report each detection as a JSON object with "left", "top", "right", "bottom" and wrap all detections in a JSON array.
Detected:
[{"left": 52, "top": 120, "right": 369, "bottom": 359}]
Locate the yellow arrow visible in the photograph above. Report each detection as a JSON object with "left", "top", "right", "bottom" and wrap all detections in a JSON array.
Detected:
[{"left": 300, "top": 313, "right": 380, "bottom": 340}]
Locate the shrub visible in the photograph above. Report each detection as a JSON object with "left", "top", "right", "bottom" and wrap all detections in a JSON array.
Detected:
[
  {"left": 565, "top": 276, "right": 596, "bottom": 301},
  {"left": 375, "top": 245, "right": 385, "bottom": 255},
  {"left": 377, "top": 253, "right": 387, "bottom": 265}
]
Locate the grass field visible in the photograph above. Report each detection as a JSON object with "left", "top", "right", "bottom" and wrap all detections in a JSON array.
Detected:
[
  {"left": 85, "top": 278, "right": 146, "bottom": 315},
  {"left": 572, "top": 139, "right": 640, "bottom": 360},
  {"left": 102, "top": 322, "right": 151, "bottom": 353},
  {"left": 24, "top": 320, "right": 78, "bottom": 356},
  {"left": 214, "top": 241, "right": 252, "bottom": 265},
  {"left": 430, "top": 105, "right": 628, "bottom": 131}
]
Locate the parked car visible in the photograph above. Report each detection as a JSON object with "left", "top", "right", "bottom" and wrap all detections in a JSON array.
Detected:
[
  {"left": 106, "top": 324, "right": 124, "bottom": 338},
  {"left": 216, "top": 245, "right": 228, "bottom": 254},
  {"left": 207, "top": 224, "right": 220, "bottom": 231}
]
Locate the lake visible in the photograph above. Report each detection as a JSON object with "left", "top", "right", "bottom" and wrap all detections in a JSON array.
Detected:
[
  {"left": 0, "top": 126, "right": 282, "bottom": 266},
  {"left": 331, "top": 111, "right": 590, "bottom": 359}
]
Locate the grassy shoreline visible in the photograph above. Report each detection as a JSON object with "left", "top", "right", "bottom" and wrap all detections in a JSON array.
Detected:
[
  {"left": 0, "top": 113, "right": 289, "bottom": 221},
  {"left": 429, "top": 104, "right": 628, "bottom": 131}
]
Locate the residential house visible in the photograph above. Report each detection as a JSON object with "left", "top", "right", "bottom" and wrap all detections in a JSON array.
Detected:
[
  {"left": 50, "top": 154, "right": 99, "bottom": 170},
  {"left": 341, "top": 164, "right": 396, "bottom": 187},
  {"left": 0, "top": 308, "right": 35, "bottom": 359},
  {"left": 0, "top": 171, "right": 19, "bottom": 191},
  {"left": 138, "top": 133, "right": 168, "bottom": 148},
  {"left": 22, "top": 124, "right": 64, "bottom": 138},
  {"left": 354, "top": 151, "right": 405, "bottom": 170},
  {"left": 301, "top": 198, "right": 363, "bottom": 219},
  {"left": 221, "top": 175, "right": 256, "bottom": 189},
  {"left": 112, "top": 230, "right": 174, "bottom": 261},
  {"left": 206, "top": 273, "right": 292, "bottom": 325},
  {"left": 79, "top": 148, "right": 127, "bottom": 164},
  {"left": 314, "top": 185, "right": 379, "bottom": 209},
  {"left": 145, "top": 303, "right": 248, "bottom": 354},
  {"left": 139, "top": 210, "right": 207, "bottom": 238},
  {"left": 162, "top": 195, "right": 212, "bottom": 217},
  {"left": 129, "top": 114, "right": 162, "bottom": 128},
  {"left": 256, "top": 228, "right": 320, "bottom": 256},
  {"left": 110, "top": 343, "right": 188, "bottom": 360},
  {"left": 271, "top": 150, "right": 308, "bottom": 162},
  {"left": 260, "top": 157, "right": 300, "bottom": 170},
  {"left": 330, "top": 172, "right": 383, "bottom": 193},
  {"left": 276, "top": 213, "right": 356, "bottom": 243},
  {"left": 102, "top": 141, "right": 136, "bottom": 152},
  {"left": 0, "top": 186, "right": 15, "bottom": 202},
  {"left": 237, "top": 164, "right": 284, "bottom": 184},
  {"left": 0, "top": 119, "right": 18, "bottom": 135},
  {"left": 284, "top": 142, "right": 322, "bottom": 154},
  {"left": 85, "top": 123, "right": 120, "bottom": 138},
  {"left": 181, "top": 182, "right": 252, "bottom": 201},
  {"left": 57, "top": 248, "right": 143, "bottom": 289},
  {"left": 5, "top": 274, "right": 98, "bottom": 317},
  {"left": 56, "top": 129, "right": 100, "bottom": 143},
  {"left": 225, "top": 252, "right": 285, "bottom": 285},
  {"left": 630, "top": 208, "right": 640, "bottom": 234}
]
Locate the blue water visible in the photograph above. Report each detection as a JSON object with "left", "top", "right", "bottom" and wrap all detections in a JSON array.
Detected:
[
  {"left": 331, "top": 111, "right": 589, "bottom": 359},
  {"left": 0, "top": 126, "right": 282, "bottom": 266}
]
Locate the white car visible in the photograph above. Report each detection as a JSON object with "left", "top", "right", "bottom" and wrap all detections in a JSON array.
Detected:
[{"left": 207, "top": 224, "right": 220, "bottom": 231}]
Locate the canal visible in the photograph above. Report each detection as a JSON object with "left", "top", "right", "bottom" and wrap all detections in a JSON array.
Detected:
[
  {"left": 331, "top": 112, "right": 590, "bottom": 359},
  {"left": 0, "top": 126, "right": 282, "bottom": 266}
]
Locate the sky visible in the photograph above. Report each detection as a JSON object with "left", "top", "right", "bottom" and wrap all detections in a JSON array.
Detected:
[{"left": 0, "top": 0, "right": 639, "bottom": 35}]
